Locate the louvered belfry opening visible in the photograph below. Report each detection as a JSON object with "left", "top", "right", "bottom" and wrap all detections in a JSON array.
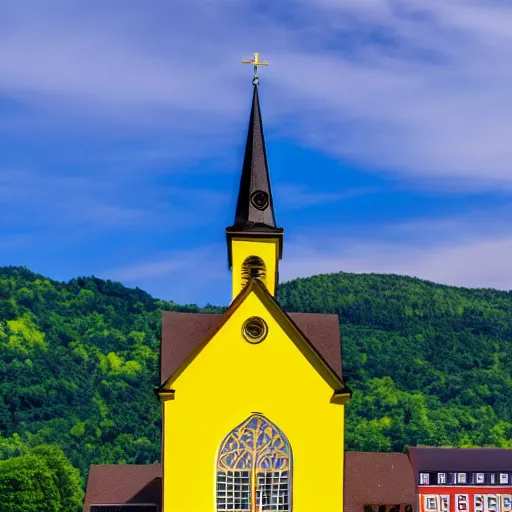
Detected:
[{"left": 241, "top": 256, "right": 266, "bottom": 287}]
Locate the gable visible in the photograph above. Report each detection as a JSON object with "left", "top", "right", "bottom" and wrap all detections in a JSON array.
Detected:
[
  {"left": 159, "top": 280, "right": 349, "bottom": 394},
  {"left": 161, "top": 302, "right": 343, "bottom": 385}
]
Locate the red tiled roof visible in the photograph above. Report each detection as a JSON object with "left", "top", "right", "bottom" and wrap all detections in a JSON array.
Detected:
[
  {"left": 83, "top": 464, "right": 161, "bottom": 512},
  {"left": 160, "top": 310, "right": 343, "bottom": 384},
  {"left": 83, "top": 453, "right": 417, "bottom": 511},
  {"left": 344, "top": 452, "right": 416, "bottom": 512}
]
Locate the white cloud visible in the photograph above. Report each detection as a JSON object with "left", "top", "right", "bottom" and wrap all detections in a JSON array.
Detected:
[
  {"left": 104, "top": 212, "right": 512, "bottom": 305},
  {"left": 0, "top": 1, "right": 511, "bottom": 188},
  {"left": 0, "top": 167, "right": 229, "bottom": 231},
  {"left": 282, "top": 215, "right": 512, "bottom": 291},
  {"left": 104, "top": 244, "right": 230, "bottom": 304},
  {"left": 275, "top": 184, "right": 376, "bottom": 209}
]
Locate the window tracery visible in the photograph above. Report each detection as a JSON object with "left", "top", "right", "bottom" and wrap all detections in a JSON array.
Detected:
[{"left": 217, "top": 413, "right": 292, "bottom": 512}]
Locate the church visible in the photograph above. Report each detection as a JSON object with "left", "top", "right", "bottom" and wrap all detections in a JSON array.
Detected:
[{"left": 83, "top": 55, "right": 512, "bottom": 512}]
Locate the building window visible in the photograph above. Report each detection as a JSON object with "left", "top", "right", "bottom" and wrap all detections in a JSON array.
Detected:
[
  {"left": 217, "top": 413, "right": 292, "bottom": 512},
  {"left": 256, "top": 471, "right": 289, "bottom": 510},
  {"left": 489, "top": 473, "right": 495, "bottom": 484},
  {"left": 456, "top": 495, "right": 469, "bottom": 511},
  {"left": 474, "top": 494, "right": 484, "bottom": 512},
  {"left": 425, "top": 495, "right": 437, "bottom": 511},
  {"left": 438, "top": 473, "right": 446, "bottom": 484},
  {"left": 420, "top": 473, "right": 430, "bottom": 485},
  {"left": 242, "top": 317, "right": 268, "bottom": 344},
  {"left": 241, "top": 256, "right": 266, "bottom": 288},
  {"left": 475, "top": 473, "right": 484, "bottom": 484},
  {"left": 364, "top": 505, "right": 402, "bottom": 512},
  {"left": 458, "top": 473, "right": 466, "bottom": 484},
  {"left": 500, "top": 473, "right": 509, "bottom": 484},
  {"left": 486, "top": 495, "right": 499, "bottom": 512}
]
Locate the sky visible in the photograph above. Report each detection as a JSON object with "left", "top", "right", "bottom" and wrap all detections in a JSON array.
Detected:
[{"left": 1, "top": 0, "right": 512, "bottom": 306}]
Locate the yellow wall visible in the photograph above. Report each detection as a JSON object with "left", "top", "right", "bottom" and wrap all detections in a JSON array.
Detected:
[
  {"left": 162, "top": 290, "right": 345, "bottom": 512},
  {"left": 231, "top": 237, "right": 280, "bottom": 299}
]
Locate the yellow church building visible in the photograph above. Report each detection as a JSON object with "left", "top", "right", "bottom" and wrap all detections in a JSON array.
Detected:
[{"left": 83, "top": 57, "right": 418, "bottom": 512}]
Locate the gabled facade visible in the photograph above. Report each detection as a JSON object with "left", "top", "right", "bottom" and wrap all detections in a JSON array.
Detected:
[
  {"left": 156, "top": 77, "right": 351, "bottom": 512},
  {"left": 158, "top": 279, "right": 350, "bottom": 511}
]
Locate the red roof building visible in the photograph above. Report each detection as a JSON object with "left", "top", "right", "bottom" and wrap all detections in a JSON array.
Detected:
[{"left": 408, "top": 447, "right": 512, "bottom": 512}]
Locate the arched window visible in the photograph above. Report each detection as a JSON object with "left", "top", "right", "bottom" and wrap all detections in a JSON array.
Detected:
[
  {"left": 216, "top": 413, "right": 292, "bottom": 512},
  {"left": 241, "top": 256, "right": 266, "bottom": 287}
]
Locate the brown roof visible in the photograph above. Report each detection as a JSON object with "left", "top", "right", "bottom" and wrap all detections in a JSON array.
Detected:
[
  {"left": 408, "top": 446, "right": 512, "bottom": 472},
  {"left": 83, "top": 464, "right": 161, "bottom": 512},
  {"left": 344, "top": 452, "right": 416, "bottom": 512},
  {"left": 161, "top": 310, "right": 343, "bottom": 385}
]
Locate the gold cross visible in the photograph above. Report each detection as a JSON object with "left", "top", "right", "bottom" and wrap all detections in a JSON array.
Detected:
[{"left": 242, "top": 52, "right": 269, "bottom": 84}]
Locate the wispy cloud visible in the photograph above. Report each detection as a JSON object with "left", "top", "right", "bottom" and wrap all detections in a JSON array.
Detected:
[
  {"left": 0, "top": 167, "right": 229, "bottom": 231},
  {"left": 104, "top": 244, "right": 230, "bottom": 304},
  {"left": 104, "top": 210, "right": 512, "bottom": 304},
  {"left": 0, "top": 168, "right": 150, "bottom": 229},
  {"left": 276, "top": 184, "right": 376, "bottom": 209},
  {"left": 1, "top": 0, "right": 511, "bottom": 303},
  {"left": 283, "top": 234, "right": 512, "bottom": 291},
  {"left": 0, "top": 1, "right": 511, "bottom": 188},
  {"left": 282, "top": 213, "right": 512, "bottom": 291}
]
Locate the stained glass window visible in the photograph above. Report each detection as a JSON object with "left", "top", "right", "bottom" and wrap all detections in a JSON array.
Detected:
[{"left": 217, "top": 413, "right": 292, "bottom": 512}]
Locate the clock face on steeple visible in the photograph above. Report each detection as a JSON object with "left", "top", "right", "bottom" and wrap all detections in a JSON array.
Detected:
[{"left": 250, "top": 190, "right": 269, "bottom": 211}]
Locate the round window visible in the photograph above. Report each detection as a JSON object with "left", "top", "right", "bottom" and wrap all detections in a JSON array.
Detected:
[
  {"left": 250, "top": 190, "right": 269, "bottom": 211},
  {"left": 242, "top": 317, "right": 268, "bottom": 344}
]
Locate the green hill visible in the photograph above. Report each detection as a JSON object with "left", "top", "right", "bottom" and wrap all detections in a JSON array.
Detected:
[{"left": 0, "top": 266, "right": 511, "bottom": 486}]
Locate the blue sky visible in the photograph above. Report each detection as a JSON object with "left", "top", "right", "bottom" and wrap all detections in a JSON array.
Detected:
[{"left": 1, "top": 0, "right": 512, "bottom": 306}]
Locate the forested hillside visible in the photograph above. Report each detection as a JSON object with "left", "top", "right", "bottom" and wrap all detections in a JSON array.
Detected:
[
  {"left": 1, "top": 266, "right": 511, "bottom": 496},
  {"left": 278, "top": 273, "right": 512, "bottom": 450}
]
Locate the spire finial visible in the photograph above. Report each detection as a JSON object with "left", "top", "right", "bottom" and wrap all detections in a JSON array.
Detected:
[{"left": 242, "top": 52, "right": 269, "bottom": 85}]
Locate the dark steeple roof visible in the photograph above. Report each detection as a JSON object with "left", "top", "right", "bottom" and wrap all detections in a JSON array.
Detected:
[{"left": 227, "top": 84, "right": 282, "bottom": 234}]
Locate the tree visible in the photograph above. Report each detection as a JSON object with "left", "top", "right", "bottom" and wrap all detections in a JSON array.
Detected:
[
  {"left": 0, "top": 453, "right": 60, "bottom": 511},
  {"left": 31, "top": 445, "right": 84, "bottom": 511}
]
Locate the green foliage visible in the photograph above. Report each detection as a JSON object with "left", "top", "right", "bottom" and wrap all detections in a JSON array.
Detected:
[
  {"left": 278, "top": 272, "right": 512, "bottom": 450},
  {"left": 30, "top": 445, "right": 84, "bottom": 511},
  {"left": 0, "top": 265, "right": 511, "bottom": 502},
  {"left": 0, "top": 453, "right": 61, "bottom": 511},
  {"left": 0, "top": 435, "right": 84, "bottom": 511}
]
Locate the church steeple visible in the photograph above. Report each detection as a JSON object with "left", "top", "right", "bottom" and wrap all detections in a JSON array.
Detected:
[
  {"left": 231, "top": 84, "right": 280, "bottom": 231},
  {"left": 226, "top": 55, "right": 283, "bottom": 300}
]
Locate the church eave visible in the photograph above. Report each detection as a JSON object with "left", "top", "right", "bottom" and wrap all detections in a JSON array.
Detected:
[{"left": 154, "top": 388, "right": 175, "bottom": 400}]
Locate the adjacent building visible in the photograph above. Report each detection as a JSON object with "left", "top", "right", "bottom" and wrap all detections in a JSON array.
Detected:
[{"left": 409, "top": 447, "right": 512, "bottom": 512}]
